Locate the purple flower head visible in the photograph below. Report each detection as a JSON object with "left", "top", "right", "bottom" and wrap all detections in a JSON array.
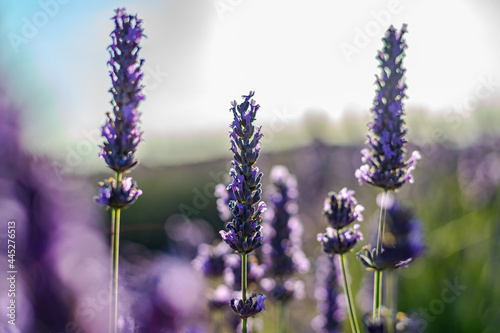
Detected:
[
  {"left": 318, "top": 225, "right": 363, "bottom": 255},
  {"left": 95, "top": 177, "right": 142, "bottom": 209},
  {"left": 355, "top": 24, "right": 421, "bottom": 190},
  {"left": 220, "top": 92, "right": 266, "bottom": 254},
  {"left": 230, "top": 293, "right": 266, "bottom": 319},
  {"left": 192, "top": 241, "right": 230, "bottom": 277},
  {"left": 323, "top": 188, "right": 364, "bottom": 230},
  {"left": 312, "top": 255, "right": 344, "bottom": 333},
  {"left": 100, "top": 8, "right": 145, "bottom": 173}
]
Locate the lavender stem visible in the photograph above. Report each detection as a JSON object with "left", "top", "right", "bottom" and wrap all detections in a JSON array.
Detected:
[
  {"left": 339, "top": 254, "right": 360, "bottom": 333},
  {"left": 241, "top": 252, "right": 248, "bottom": 333},
  {"left": 373, "top": 189, "right": 387, "bottom": 319}
]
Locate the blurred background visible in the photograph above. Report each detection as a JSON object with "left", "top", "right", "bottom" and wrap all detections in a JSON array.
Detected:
[{"left": 0, "top": 0, "right": 500, "bottom": 332}]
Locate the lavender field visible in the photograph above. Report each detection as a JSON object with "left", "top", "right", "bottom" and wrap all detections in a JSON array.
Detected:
[{"left": 1, "top": 1, "right": 500, "bottom": 333}]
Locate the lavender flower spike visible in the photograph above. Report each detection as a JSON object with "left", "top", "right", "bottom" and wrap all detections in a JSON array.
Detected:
[
  {"left": 355, "top": 24, "right": 421, "bottom": 190},
  {"left": 220, "top": 91, "right": 266, "bottom": 254},
  {"left": 100, "top": 8, "right": 145, "bottom": 173}
]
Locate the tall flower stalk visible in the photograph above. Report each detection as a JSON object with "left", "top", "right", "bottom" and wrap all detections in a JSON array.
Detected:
[
  {"left": 354, "top": 24, "right": 421, "bottom": 320},
  {"left": 261, "top": 165, "right": 309, "bottom": 332},
  {"left": 220, "top": 91, "right": 267, "bottom": 332},
  {"left": 317, "top": 188, "right": 364, "bottom": 333},
  {"left": 95, "top": 8, "right": 145, "bottom": 333}
]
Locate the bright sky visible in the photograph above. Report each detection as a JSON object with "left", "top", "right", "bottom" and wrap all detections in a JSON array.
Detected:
[{"left": 1, "top": 0, "right": 499, "bottom": 160}]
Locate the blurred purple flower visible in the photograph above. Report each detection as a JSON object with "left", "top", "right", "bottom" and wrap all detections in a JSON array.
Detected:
[
  {"left": 355, "top": 24, "right": 421, "bottom": 190},
  {"left": 0, "top": 89, "right": 113, "bottom": 332},
  {"left": 260, "top": 278, "right": 305, "bottom": 303},
  {"left": 457, "top": 135, "right": 500, "bottom": 205},
  {"left": 192, "top": 241, "right": 230, "bottom": 277},
  {"left": 220, "top": 91, "right": 266, "bottom": 255},
  {"left": 214, "top": 183, "right": 236, "bottom": 222},
  {"left": 131, "top": 255, "right": 207, "bottom": 332},
  {"left": 312, "top": 255, "right": 344, "bottom": 333},
  {"left": 100, "top": 8, "right": 145, "bottom": 173},
  {"left": 262, "top": 166, "right": 310, "bottom": 276},
  {"left": 357, "top": 194, "right": 425, "bottom": 271},
  {"left": 261, "top": 165, "right": 309, "bottom": 303}
]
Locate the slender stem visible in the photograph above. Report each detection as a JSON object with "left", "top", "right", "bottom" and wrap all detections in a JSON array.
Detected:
[
  {"left": 339, "top": 254, "right": 361, "bottom": 333},
  {"left": 109, "top": 208, "right": 116, "bottom": 333},
  {"left": 279, "top": 301, "right": 285, "bottom": 333},
  {"left": 241, "top": 252, "right": 248, "bottom": 333},
  {"left": 373, "top": 190, "right": 388, "bottom": 319},
  {"left": 111, "top": 172, "right": 122, "bottom": 333},
  {"left": 373, "top": 269, "right": 383, "bottom": 319}
]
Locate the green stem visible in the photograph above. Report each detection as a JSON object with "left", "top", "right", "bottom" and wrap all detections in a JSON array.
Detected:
[
  {"left": 339, "top": 254, "right": 361, "bottom": 333},
  {"left": 279, "top": 301, "right": 285, "bottom": 333},
  {"left": 373, "top": 190, "right": 387, "bottom": 319},
  {"left": 110, "top": 172, "right": 122, "bottom": 333},
  {"left": 109, "top": 208, "right": 115, "bottom": 333},
  {"left": 373, "top": 269, "right": 383, "bottom": 319},
  {"left": 241, "top": 252, "right": 248, "bottom": 333}
]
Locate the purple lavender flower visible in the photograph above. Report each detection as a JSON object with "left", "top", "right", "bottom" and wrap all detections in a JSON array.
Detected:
[
  {"left": 230, "top": 293, "right": 266, "bottom": 319},
  {"left": 220, "top": 91, "right": 266, "bottom": 254},
  {"left": 100, "top": 8, "right": 145, "bottom": 173},
  {"left": 262, "top": 166, "right": 310, "bottom": 277},
  {"left": 323, "top": 188, "right": 365, "bottom": 230},
  {"left": 318, "top": 188, "right": 364, "bottom": 255},
  {"left": 355, "top": 24, "right": 421, "bottom": 190},
  {"left": 95, "top": 177, "right": 142, "bottom": 208},
  {"left": 192, "top": 241, "right": 230, "bottom": 277},
  {"left": 312, "top": 255, "right": 344, "bottom": 333},
  {"left": 318, "top": 226, "right": 363, "bottom": 255}
]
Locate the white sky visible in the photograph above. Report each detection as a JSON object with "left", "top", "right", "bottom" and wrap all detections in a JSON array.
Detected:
[{"left": 1, "top": 0, "right": 499, "bottom": 157}]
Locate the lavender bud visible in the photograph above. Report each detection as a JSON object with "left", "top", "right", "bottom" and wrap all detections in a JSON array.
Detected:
[
  {"left": 230, "top": 293, "right": 266, "bottom": 319},
  {"left": 95, "top": 177, "right": 142, "bottom": 209},
  {"left": 355, "top": 24, "right": 421, "bottom": 190}
]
